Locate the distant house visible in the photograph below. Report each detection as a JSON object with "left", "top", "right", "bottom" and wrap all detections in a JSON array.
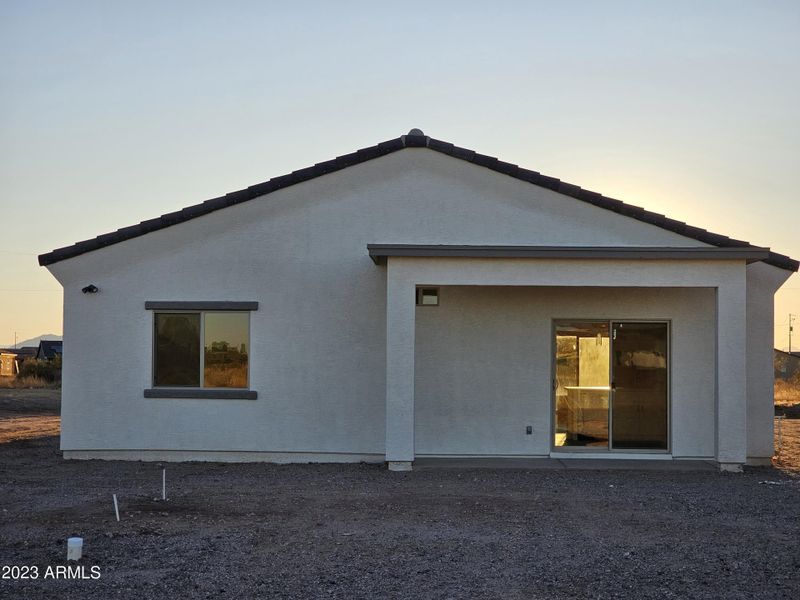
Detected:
[
  {"left": 1, "top": 346, "right": 36, "bottom": 362},
  {"left": 16, "top": 346, "right": 38, "bottom": 361},
  {"left": 0, "top": 347, "right": 37, "bottom": 376},
  {"left": 38, "top": 129, "right": 799, "bottom": 471},
  {"left": 36, "top": 340, "right": 63, "bottom": 361},
  {"left": 0, "top": 352, "right": 17, "bottom": 377},
  {"left": 775, "top": 349, "right": 800, "bottom": 381}
]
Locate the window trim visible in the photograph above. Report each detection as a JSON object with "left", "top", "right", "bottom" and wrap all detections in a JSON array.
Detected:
[
  {"left": 145, "top": 301, "right": 257, "bottom": 311},
  {"left": 145, "top": 302, "right": 257, "bottom": 400},
  {"left": 144, "top": 388, "right": 257, "bottom": 400}
]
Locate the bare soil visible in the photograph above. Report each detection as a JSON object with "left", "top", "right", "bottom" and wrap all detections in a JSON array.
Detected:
[
  {"left": 0, "top": 389, "right": 60, "bottom": 443},
  {"left": 1, "top": 390, "right": 799, "bottom": 599}
]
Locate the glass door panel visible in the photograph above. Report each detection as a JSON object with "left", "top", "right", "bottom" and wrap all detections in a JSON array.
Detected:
[
  {"left": 611, "top": 322, "right": 668, "bottom": 450},
  {"left": 554, "top": 322, "right": 610, "bottom": 448}
]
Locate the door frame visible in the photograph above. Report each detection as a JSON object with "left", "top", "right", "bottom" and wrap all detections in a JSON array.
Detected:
[{"left": 550, "top": 318, "right": 671, "bottom": 454}]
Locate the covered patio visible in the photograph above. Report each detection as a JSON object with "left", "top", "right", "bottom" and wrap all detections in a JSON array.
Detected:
[{"left": 368, "top": 244, "right": 766, "bottom": 472}]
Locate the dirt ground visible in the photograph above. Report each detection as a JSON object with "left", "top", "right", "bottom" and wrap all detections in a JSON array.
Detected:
[
  {"left": 0, "top": 389, "right": 60, "bottom": 444},
  {"left": 1, "top": 390, "right": 799, "bottom": 599}
]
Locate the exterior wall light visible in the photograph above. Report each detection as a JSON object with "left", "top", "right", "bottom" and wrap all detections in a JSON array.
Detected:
[{"left": 81, "top": 284, "right": 99, "bottom": 294}]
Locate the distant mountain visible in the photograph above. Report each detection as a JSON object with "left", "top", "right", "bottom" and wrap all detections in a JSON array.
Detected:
[{"left": 0, "top": 333, "right": 62, "bottom": 349}]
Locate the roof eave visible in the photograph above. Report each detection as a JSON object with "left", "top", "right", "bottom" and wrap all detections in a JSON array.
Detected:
[
  {"left": 367, "top": 244, "right": 774, "bottom": 265},
  {"left": 38, "top": 133, "right": 800, "bottom": 273}
]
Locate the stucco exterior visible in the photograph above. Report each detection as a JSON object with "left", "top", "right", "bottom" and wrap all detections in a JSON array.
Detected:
[
  {"left": 745, "top": 262, "right": 792, "bottom": 463},
  {"left": 415, "top": 286, "right": 716, "bottom": 458},
  {"left": 42, "top": 146, "right": 794, "bottom": 469},
  {"left": 383, "top": 255, "right": 754, "bottom": 469}
]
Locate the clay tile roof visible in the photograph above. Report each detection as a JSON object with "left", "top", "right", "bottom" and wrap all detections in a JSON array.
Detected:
[{"left": 38, "top": 132, "right": 798, "bottom": 272}]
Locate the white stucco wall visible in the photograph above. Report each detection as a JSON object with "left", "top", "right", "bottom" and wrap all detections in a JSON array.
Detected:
[
  {"left": 745, "top": 262, "right": 792, "bottom": 462},
  {"left": 415, "top": 286, "right": 716, "bottom": 458},
  {"left": 43, "top": 147, "right": 786, "bottom": 463},
  {"left": 384, "top": 256, "right": 748, "bottom": 465}
]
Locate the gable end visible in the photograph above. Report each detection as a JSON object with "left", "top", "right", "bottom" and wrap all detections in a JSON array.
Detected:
[{"left": 38, "top": 132, "right": 799, "bottom": 272}]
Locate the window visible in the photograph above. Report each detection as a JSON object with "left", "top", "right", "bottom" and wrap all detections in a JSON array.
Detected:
[
  {"left": 144, "top": 301, "right": 257, "bottom": 399},
  {"left": 154, "top": 313, "right": 201, "bottom": 387},
  {"left": 416, "top": 287, "right": 439, "bottom": 306}
]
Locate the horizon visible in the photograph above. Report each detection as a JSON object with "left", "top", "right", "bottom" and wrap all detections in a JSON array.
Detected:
[
  {"left": 1, "top": 1, "right": 798, "bottom": 349},
  {"left": 0, "top": 333, "right": 62, "bottom": 350}
]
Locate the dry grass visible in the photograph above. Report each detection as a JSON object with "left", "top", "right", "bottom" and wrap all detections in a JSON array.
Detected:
[
  {"left": 773, "top": 416, "right": 800, "bottom": 473},
  {"left": 775, "top": 379, "right": 800, "bottom": 405},
  {"left": 203, "top": 364, "right": 248, "bottom": 388},
  {"left": 0, "top": 376, "right": 60, "bottom": 389}
]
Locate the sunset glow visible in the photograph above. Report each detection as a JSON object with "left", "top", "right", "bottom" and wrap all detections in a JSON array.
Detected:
[{"left": 1, "top": 1, "right": 797, "bottom": 349}]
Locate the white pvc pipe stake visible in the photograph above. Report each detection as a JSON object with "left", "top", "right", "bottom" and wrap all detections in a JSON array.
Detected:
[
  {"left": 113, "top": 494, "right": 120, "bottom": 522},
  {"left": 67, "top": 537, "right": 83, "bottom": 561},
  {"left": 162, "top": 469, "right": 166, "bottom": 501}
]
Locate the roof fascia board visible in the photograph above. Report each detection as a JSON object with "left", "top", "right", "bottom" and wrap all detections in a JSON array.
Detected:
[{"left": 367, "top": 244, "right": 771, "bottom": 265}]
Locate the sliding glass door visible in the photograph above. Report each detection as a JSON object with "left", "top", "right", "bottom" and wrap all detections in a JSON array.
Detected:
[
  {"left": 610, "top": 322, "right": 668, "bottom": 450},
  {"left": 553, "top": 320, "right": 668, "bottom": 452}
]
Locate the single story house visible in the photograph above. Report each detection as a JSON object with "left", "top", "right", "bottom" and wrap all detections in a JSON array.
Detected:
[
  {"left": 14, "top": 346, "right": 38, "bottom": 363},
  {"left": 774, "top": 349, "right": 800, "bottom": 381},
  {"left": 39, "top": 130, "right": 798, "bottom": 471},
  {"left": 36, "top": 340, "right": 63, "bottom": 361},
  {"left": 0, "top": 346, "right": 37, "bottom": 376}
]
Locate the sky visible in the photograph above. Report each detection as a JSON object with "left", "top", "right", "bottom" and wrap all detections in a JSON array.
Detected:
[{"left": 1, "top": 0, "right": 798, "bottom": 349}]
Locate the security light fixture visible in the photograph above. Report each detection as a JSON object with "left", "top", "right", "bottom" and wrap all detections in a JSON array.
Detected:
[
  {"left": 82, "top": 284, "right": 98, "bottom": 294},
  {"left": 416, "top": 287, "right": 439, "bottom": 306}
]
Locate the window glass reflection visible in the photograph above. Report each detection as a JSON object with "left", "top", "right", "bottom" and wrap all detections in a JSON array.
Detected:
[
  {"left": 204, "top": 313, "right": 249, "bottom": 388},
  {"left": 554, "top": 322, "right": 610, "bottom": 448}
]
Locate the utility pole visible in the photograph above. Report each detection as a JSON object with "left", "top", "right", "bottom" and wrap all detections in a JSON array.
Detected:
[
  {"left": 14, "top": 332, "right": 17, "bottom": 350},
  {"left": 790, "top": 314, "right": 796, "bottom": 354}
]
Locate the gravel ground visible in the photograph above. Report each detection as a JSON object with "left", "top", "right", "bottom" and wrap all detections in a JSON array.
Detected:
[{"left": 1, "top": 390, "right": 799, "bottom": 599}]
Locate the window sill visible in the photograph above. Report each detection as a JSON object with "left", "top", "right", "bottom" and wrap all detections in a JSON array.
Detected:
[{"left": 144, "top": 389, "right": 257, "bottom": 400}]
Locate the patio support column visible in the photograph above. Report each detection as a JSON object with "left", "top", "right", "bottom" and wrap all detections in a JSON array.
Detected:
[
  {"left": 385, "top": 261, "right": 415, "bottom": 471},
  {"left": 716, "top": 278, "right": 747, "bottom": 471}
]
